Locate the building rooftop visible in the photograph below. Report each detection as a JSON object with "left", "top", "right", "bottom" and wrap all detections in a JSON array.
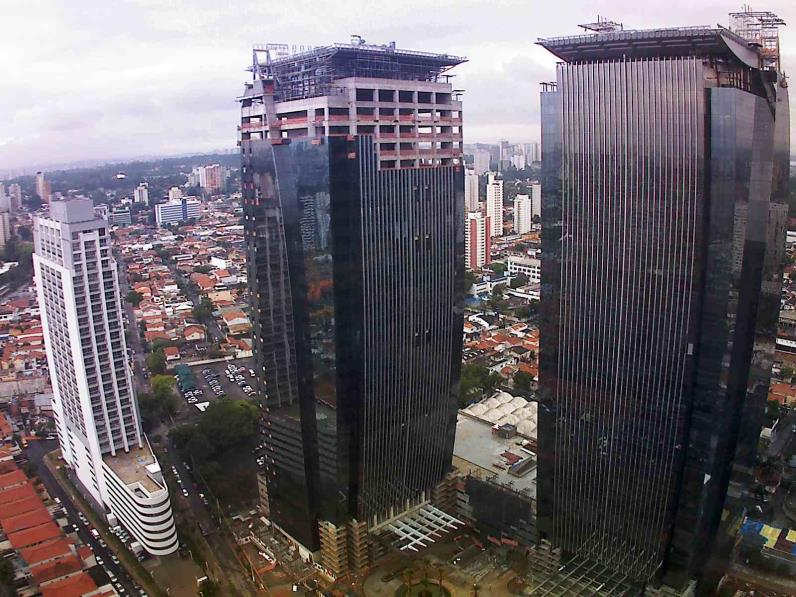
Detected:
[
  {"left": 249, "top": 39, "right": 466, "bottom": 102},
  {"left": 537, "top": 26, "right": 761, "bottom": 67},
  {"left": 103, "top": 444, "right": 162, "bottom": 494},
  {"left": 452, "top": 414, "right": 537, "bottom": 499}
]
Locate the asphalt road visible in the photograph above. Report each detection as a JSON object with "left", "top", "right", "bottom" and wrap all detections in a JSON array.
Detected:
[{"left": 25, "top": 440, "right": 143, "bottom": 596}]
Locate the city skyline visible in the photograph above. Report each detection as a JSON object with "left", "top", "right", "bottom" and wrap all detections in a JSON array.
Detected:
[{"left": 2, "top": 0, "right": 795, "bottom": 174}]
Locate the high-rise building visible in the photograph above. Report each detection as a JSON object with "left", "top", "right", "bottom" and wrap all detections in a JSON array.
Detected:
[
  {"left": 0, "top": 211, "right": 10, "bottom": 250},
  {"left": 35, "top": 171, "right": 51, "bottom": 204},
  {"left": 133, "top": 182, "right": 149, "bottom": 205},
  {"left": 513, "top": 194, "right": 532, "bottom": 235},
  {"left": 485, "top": 172, "right": 503, "bottom": 237},
  {"left": 511, "top": 154, "right": 526, "bottom": 170},
  {"left": 200, "top": 164, "right": 224, "bottom": 195},
  {"left": 8, "top": 183, "right": 22, "bottom": 212},
  {"left": 465, "top": 211, "right": 491, "bottom": 270},
  {"left": 537, "top": 14, "right": 789, "bottom": 591},
  {"left": 155, "top": 198, "right": 201, "bottom": 227},
  {"left": 33, "top": 199, "right": 177, "bottom": 556},
  {"left": 167, "top": 186, "right": 182, "bottom": 201},
  {"left": 240, "top": 40, "right": 465, "bottom": 574},
  {"left": 529, "top": 182, "right": 541, "bottom": 221},
  {"left": 473, "top": 149, "right": 491, "bottom": 175},
  {"left": 464, "top": 169, "right": 479, "bottom": 212}
]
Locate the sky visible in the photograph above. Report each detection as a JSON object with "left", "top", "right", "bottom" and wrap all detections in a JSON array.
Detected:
[{"left": 1, "top": 0, "right": 795, "bottom": 175}]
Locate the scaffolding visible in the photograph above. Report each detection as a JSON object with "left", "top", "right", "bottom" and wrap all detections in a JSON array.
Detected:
[
  {"left": 728, "top": 7, "right": 786, "bottom": 71},
  {"left": 250, "top": 38, "right": 466, "bottom": 102},
  {"left": 578, "top": 16, "right": 623, "bottom": 33}
]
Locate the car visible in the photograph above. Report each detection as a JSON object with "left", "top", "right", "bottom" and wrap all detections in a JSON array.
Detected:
[
  {"left": 111, "top": 555, "right": 119, "bottom": 564},
  {"left": 182, "top": 489, "right": 189, "bottom": 497},
  {"left": 249, "top": 369, "right": 255, "bottom": 376},
  {"left": 96, "top": 557, "right": 104, "bottom": 565},
  {"left": 72, "top": 524, "right": 79, "bottom": 531},
  {"left": 99, "top": 539, "right": 107, "bottom": 548}
]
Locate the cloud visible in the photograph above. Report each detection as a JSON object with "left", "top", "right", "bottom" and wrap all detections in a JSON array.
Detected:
[{"left": 0, "top": 0, "right": 794, "bottom": 173}]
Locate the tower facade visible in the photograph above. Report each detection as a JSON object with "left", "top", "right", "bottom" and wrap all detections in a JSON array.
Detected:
[
  {"left": 240, "top": 41, "right": 465, "bottom": 569},
  {"left": 465, "top": 211, "right": 491, "bottom": 270},
  {"left": 34, "top": 199, "right": 177, "bottom": 556},
  {"left": 464, "top": 169, "right": 479, "bottom": 212},
  {"left": 513, "top": 194, "right": 532, "bottom": 235},
  {"left": 537, "top": 19, "right": 789, "bottom": 589},
  {"left": 485, "top": 172, "right": 503, "bottom": 237}
]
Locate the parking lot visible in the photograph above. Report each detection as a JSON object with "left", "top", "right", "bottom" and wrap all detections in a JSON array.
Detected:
[{"left": 174, "top": 358, "right": 257, "bottom": 412}]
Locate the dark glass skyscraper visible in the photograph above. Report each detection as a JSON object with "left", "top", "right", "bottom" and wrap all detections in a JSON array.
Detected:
[
  {"left": 239, "top": 41, "right": 465, "bottom": 574},
  {"left": 537, "top": 17, "right": 789, "bottom": 590}
]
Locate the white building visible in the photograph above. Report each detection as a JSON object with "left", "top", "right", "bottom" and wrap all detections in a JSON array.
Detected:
[
  {"left": 155, "top": 198, "right": 201, "bottom": 227},
  {"left": 33, "top": 199, "right": 177, "bottom": 556},
  {"left": 530, "top": 182, "right": 541, "bottom": 220},
  {"left": 465, "top": 212, "right": 491, "bottom": 270},
  {"left": 167, "top": 186, "right": 183, "bottom": 201},
  {"left": 473, "top": 149, "right": 491, "bottom": 175},
  {"left": 507, "top": 255, "right": 541, "bottom": 283},
  {"left": 35, "top": 171, "right": 51, "bottom": 203},
  {"left": 511, "top": 154, "right": 527, "bottom": 170},
  {"left": 133, "top": 183, "right": 149, "bottom": 205},
  {"left": 464, "top": 169, "right": 479, "bottom": 212},
  {"left": 0, "top": 211, "right": 10, "bottom": 250},
  {"left": 514, "top": 195, "right": 533, "bottom": 235},
  {"left": 486, "top": 173, "right": 503, "bottom": 238}
]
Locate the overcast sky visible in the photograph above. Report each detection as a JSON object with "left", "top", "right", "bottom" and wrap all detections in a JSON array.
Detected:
[{"left": 1, "top": 0, "right": 794, "bottom": 174}]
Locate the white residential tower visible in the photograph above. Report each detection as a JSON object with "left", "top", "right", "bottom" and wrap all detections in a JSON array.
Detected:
[{"left": 33, "top": 199, "right": 177, "bottom": 556}]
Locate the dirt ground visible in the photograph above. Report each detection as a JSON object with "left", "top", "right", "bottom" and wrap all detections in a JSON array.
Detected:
[{"left": 145, "top": 553, "right": 205, "bottom": 597}]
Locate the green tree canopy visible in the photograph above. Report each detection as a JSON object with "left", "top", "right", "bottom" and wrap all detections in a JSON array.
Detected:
[
  {"left": 145, "top": 349, "right": 166, "bottom": 375},
  {"left": 513, "top": 371, "right": 534, "bottom": 392},
  {"left": 489, "top": 262, "right": 507, "bottom": 275},
  {"left": 509, "top": 273, "right": 528, "bottom": 288},
  {"left": 460, "top": 363, "right": 502, "bottom": 407},
  {"left": 126, "top": 290, "right": 143, "bottom": 306},
  {"left": 194, "top": 264, "right": 213, "bottom": 274},
  {"left": 193, "top": 297, "right": 214, "bottom": 323}
]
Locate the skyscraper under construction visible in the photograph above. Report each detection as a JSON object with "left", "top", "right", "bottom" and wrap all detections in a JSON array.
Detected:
[
  {"left": 537, "top": 10, "right": 789, "bottom": 592},
  {"left": 239, "top": 39, "right": 466, "bottom": 574}
]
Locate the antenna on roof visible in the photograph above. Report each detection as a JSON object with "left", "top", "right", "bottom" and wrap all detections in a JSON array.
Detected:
[
  {"left": 578, "top": 15, "right": 623, "bottom": 33},
  {"left": 728, "top": 6, "right": 786, "bottom": 71}
]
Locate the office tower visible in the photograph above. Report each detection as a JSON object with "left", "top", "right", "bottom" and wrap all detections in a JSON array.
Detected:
[
  {"left": 35, "top": 171, "right": 51, "bottom": 204},
  {"left": 537, "top": 13, "right": 789, "bottom": 591},
  {"left": 465, "top": 211, "right": 491, "bottom": 270},
  {"left": 473, "top": 149, "right": 491, "bottom": 175},
  {"left": 133, "top": 182, "right": 149, "bottom": 205},
  {"left": 513, "top": 194, "right": 532, "bottom": 235},
  {"left": 0, "top": 182, "right": 5, "bottom": 199},
  {"left": 465, "top": 169, "right": 479, "bottom": 211},
  {"left": 167, "top": 186, "right": 182, "bottom": 201},
  {"left": 240, "top": 40, "right": 465, "bottom": 574},
  {"left": 33, "top": 199, "right": 177, "bottom": 555},
  {"left": 485, "top": 172, "right": 503, "bottom": 237},
  {"left": 155, "top": 197, "right": 201, "bottom": 227}
]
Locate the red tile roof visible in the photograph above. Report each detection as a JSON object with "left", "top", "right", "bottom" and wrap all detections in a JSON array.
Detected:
[
  {"left": 0, "top": 507, "right": 52, "bottom": 533},
  {"left": 0, "top": 412, "right": 11, "bottom": 437},
  {"left": 0, "top": 481, "right": 38, "bottom": 504},
  {"left": 8, "top": 521, "right": 62, "bottom": 549},
  {"left": 29, "top": 554, "right": 84, "bottom": 584},
  {"left": 20, "top": 538, "right": 74, "bottom": 565},
  {"left": 40, "top": 571, "right": 97, "bottom": 597},
  {"left": 1, "top": 494, "right": 43, "bottom": 518},
  {"left": 0, "top": 469, "right": 28, "bottom": 490}
]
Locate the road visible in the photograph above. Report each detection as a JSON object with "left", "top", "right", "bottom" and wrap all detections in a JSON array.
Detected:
[
  {"left": 167, "top": 262, "right": 224, "bottom": 343},
  {"left": 163, "top": 439, "right": 257, "bottom": 595},
  {"left": 25, "top": 440, "right": 143, "bottom": 596}
]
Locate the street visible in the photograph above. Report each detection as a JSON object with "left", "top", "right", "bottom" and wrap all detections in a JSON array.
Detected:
[{"left": 25, "top": 439, "right": 144, "bottom": 596}]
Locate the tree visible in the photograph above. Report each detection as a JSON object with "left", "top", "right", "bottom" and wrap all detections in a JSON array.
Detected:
[
  {"left": 464, "top": 270, "right": 477, "bottom": 294},
  {"left": 194, "top": 264, "right": 213, "bottom": 275},
  {"left": 0, "top": 556, "right": 13, "bottom": 587},
  {"left": 460, "top": 363, "right": 501, "bottom": 406},
  {"left": 780, "top": 365, "right": 794, "bottom": 381},
  {"left": 126, "top": 290, "right": 143, "bottom": 307},
  {"left": 510, "top": 273, "right": 528, "bottom": 289},
  {"left": 193, "top": 297, "right": 214, "bottom": 323},
  {"left": 513, "top": 371, "right": 534, "bottom": 392},
  {"left": 17, "top": 225, "right": 32, "bottom": 241},
  {"left": 489, "top": 262, "right": 507, "bottom": 275},
  {"left": 146, "top": 350, "right": 166, "bottom": 375}
]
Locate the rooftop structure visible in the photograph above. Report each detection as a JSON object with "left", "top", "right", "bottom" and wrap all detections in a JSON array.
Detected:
[{"left": 250, "top": 38, "right": 466, "bottom": 102}]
